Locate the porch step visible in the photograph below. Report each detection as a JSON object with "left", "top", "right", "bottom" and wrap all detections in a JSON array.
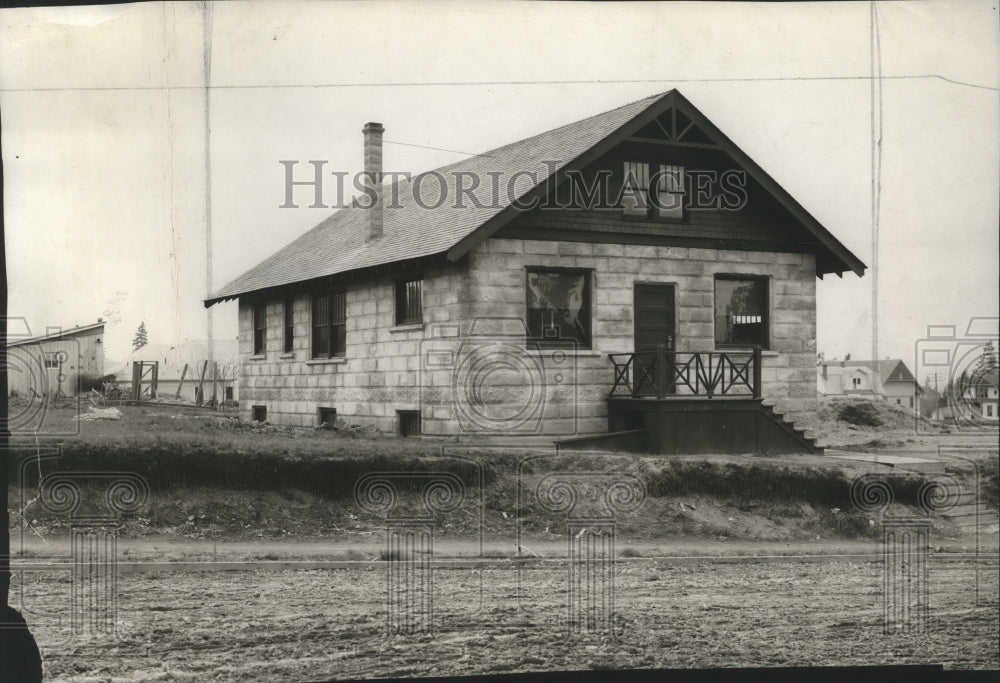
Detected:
[{"left": 757, "top": 403, "right": 824, "bottom": 455}]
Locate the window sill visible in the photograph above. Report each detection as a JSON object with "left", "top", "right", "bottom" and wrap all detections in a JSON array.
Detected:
[
  {"left": 249, "top": 354, "right": 266, "bottom": 361},
  {"left": 306, "top": 357, "right": 347, "bottom": 366},
  {"left": 523, "top": 349, "right": 603, "bottom": 358},
  {"left": 278, "top": 353, "right": 295, "bottom": 360},
  {"left": 390, "top": 323, "right": 424, "bottom": 333},
  {"left": 714, "top": 347, "right": 776, "bottom": 356}
]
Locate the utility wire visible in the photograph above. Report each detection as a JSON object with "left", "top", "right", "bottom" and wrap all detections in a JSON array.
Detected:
[{"left": 1, "top": 74, "right": 997, "bottom": 93}]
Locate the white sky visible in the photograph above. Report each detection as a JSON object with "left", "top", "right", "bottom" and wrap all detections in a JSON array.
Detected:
[{"left": 2, "top": 1, "right": 998, "bottom": 384}]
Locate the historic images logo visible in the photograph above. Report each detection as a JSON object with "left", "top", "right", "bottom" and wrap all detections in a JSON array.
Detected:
[
  {"left": 353, "top": 462, "right": 484, "bottom": 636},
  {"left": 849, "top": 464, "right": 977, "bottom": 635},
  {"left": 278, "top": 161, "right": 749, "bottom": 213},
  {"left": 1, "top": 317, "right": 83, "bottom": 437},
  {"left": 516, "top": 461, "right": 646, "bottom": 638},
  {"left": 913, "top": 317, "right": 999, "bottom": 434},
  {"left": 418, "top": 318, "right": 579, "bottom": 436},
  {"left": 8, "top": 447, "right": 150, "bottom": 647}
]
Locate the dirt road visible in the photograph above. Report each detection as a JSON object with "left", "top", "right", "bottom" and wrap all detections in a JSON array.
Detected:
[{"left": 15, "top": 555, "right": 998, "bottom": 681}]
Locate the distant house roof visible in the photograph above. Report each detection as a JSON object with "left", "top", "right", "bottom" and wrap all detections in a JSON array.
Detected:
[
  {"left": 6, "top": 321, "right": 105, "bottom": 348},
  {"left": 205, "top": 90, "right": 866, "bottom": 306},
  {"left": 971, "top": 371, "right": 999, "bottom": 389},
  {"left": 837, "top": 359, "right": 920, "bottom": 388},
  {"left": 818, "top": 364, "right": 886, "bottom": 396}
]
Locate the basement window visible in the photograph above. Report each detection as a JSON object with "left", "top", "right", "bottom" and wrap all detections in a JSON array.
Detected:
[
  {"left": 714, "top": 275, "right": 769, "bottom": 349},
  {"left": 398, "top": 410, "right": 421, "bottom": 437},
  {"left": 318, "top": 407, "right": 337, "bottom": 427},
  {"left": 395, "top": 277, "right": 423, "bottom": 325},
  {"left": 253, "top": 302, "right": 267, "bottom": 354},
  {"left": 525, "top": 267, "right": 592, "bottom": 349},
  {"left": 252, "top": 405, "right": 267, "bottom": 423},
  {"left": 312, "top": 289, "right": 346, "bottom": 358}
]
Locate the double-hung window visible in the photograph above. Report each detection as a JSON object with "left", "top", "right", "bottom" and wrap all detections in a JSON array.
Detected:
[
  {"left": 395, "top": 277, "right": 423, "bottom": 325},
  {"left": 253, "top": 302, "right": 267, "bottom": 354},
  {"left": 312, "top": 289, "right": 346, "bottom": 358},
  {"left": 283, "top": 297, "right": 295, "bottom": 353}
]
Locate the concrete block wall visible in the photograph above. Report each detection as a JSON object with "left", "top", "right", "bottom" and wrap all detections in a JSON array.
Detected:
[
  {"left": 238, "top": 259, "right": 472, "bottom": 429},
  {"left": 466, "top": 238, "right": 818, "bottom": 428},
  {"left": 237, "top": 236, "right": 818, "bottom": 434}
]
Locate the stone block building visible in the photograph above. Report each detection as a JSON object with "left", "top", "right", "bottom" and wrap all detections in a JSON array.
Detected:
[{"left": 205, "top": 90, "right": 865, "bottom": 453}]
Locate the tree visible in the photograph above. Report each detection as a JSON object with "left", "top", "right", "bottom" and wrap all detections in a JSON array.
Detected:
[
  {"left": 976, "top": 340, "right": 998, "bottom": 374},
  {"left": 132, "top": 322, "right": 148, "bottom": 351}
]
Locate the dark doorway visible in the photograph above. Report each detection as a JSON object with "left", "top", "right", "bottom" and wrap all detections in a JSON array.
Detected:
[{"left": 634, "top": 283, "right": 676, "bottom": 395}]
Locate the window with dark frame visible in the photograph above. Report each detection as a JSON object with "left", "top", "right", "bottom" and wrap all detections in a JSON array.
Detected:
[
  {"left": 43, "top": 353, "right": 60, "bottom": 369},
  {"left": 398, "top": 410, "right": 421, "bottom": 437},
  {"left": 312, "top": 289, "right": 346, "bottom": 358},
  {"left": 395, "top": 277, "right": 423, "bottom": 325},
  {"left": 283, "top": 297, "right": 295, "bottom": 353},
  {"left": 525, "top": 267, "right": 591, "bottom": 348},
  {"left": 253, "top": 302, "right": 267, "bottom": 355},
  {"left": 252, "top": 405, "right": 267, "bottom": 423},
  {"left": 714, "top": 275, "right": 769, "bottom": 349}
]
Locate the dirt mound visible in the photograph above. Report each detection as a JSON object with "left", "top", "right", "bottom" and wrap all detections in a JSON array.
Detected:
[
  {"left": 836, "top": 402, "right": 883, "bottom": 427},
  {"left": 797, "top": 396, "right": 951, "bottom": 448}
]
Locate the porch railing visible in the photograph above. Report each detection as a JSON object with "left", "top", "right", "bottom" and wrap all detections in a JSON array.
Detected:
[{"left": 608, "top": 345, "right": 762, "bottom": 399}]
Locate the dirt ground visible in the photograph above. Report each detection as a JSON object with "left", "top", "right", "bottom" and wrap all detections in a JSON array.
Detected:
[
  {"left": 6, "top": 400, "right": 998, "bottom": 679},
  {"left": 15, "top": 556, "right": 998, "bottom": 681}
]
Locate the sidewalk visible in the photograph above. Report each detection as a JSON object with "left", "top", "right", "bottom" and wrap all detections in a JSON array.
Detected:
[{"left": 10, "top": 535, "right": 998, "bottom": 573}]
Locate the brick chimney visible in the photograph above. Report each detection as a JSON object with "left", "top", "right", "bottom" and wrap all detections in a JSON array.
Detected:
[{"left": 363, "top": 122, "right": 384, "bottom": 240}]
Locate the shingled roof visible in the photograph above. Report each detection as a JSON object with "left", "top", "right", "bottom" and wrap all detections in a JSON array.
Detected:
[{"left": 205, "top": 90, "right": 866, "bottom": 306}]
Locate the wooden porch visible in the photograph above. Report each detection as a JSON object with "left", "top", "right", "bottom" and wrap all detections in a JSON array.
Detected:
[{"left": 559, "top": 346, "right": 821, "bottom": 455}]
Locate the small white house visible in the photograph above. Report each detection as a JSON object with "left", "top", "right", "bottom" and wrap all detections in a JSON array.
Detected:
[
  {"left": 817, "top": 359, "right": 921, "bottom": 412},
  {"left": 964, "top": 372, "right": 999, "bottom": 420}
]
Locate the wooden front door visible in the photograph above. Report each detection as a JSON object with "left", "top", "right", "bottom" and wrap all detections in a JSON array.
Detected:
[{"left": 634, "top": 283, "right": 676, "bottom": 395}]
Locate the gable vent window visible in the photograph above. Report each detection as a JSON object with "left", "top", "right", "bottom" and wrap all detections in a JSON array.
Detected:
[
  {"left": 655, "top": 164, "right": 685, "bottom": 219},
  {"left": 395, "top": 277, "right": 423, "bottom": 325},
  {"left": 253, "top": 302, "right": 267, "bottom": 355},
  {"left": 622, "top": 161, "right": 650, "bottom": 217},
  {"left": 312, "top": 289, "right": 347, "bottom": 359}
]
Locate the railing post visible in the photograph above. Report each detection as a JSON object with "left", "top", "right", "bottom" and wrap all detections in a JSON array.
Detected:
[
  {"left": 753, "top": 346, "right": 762, "bottom": 398},
  {"left": 656, "top": 344, "right": 666, "bottom": 399}
]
